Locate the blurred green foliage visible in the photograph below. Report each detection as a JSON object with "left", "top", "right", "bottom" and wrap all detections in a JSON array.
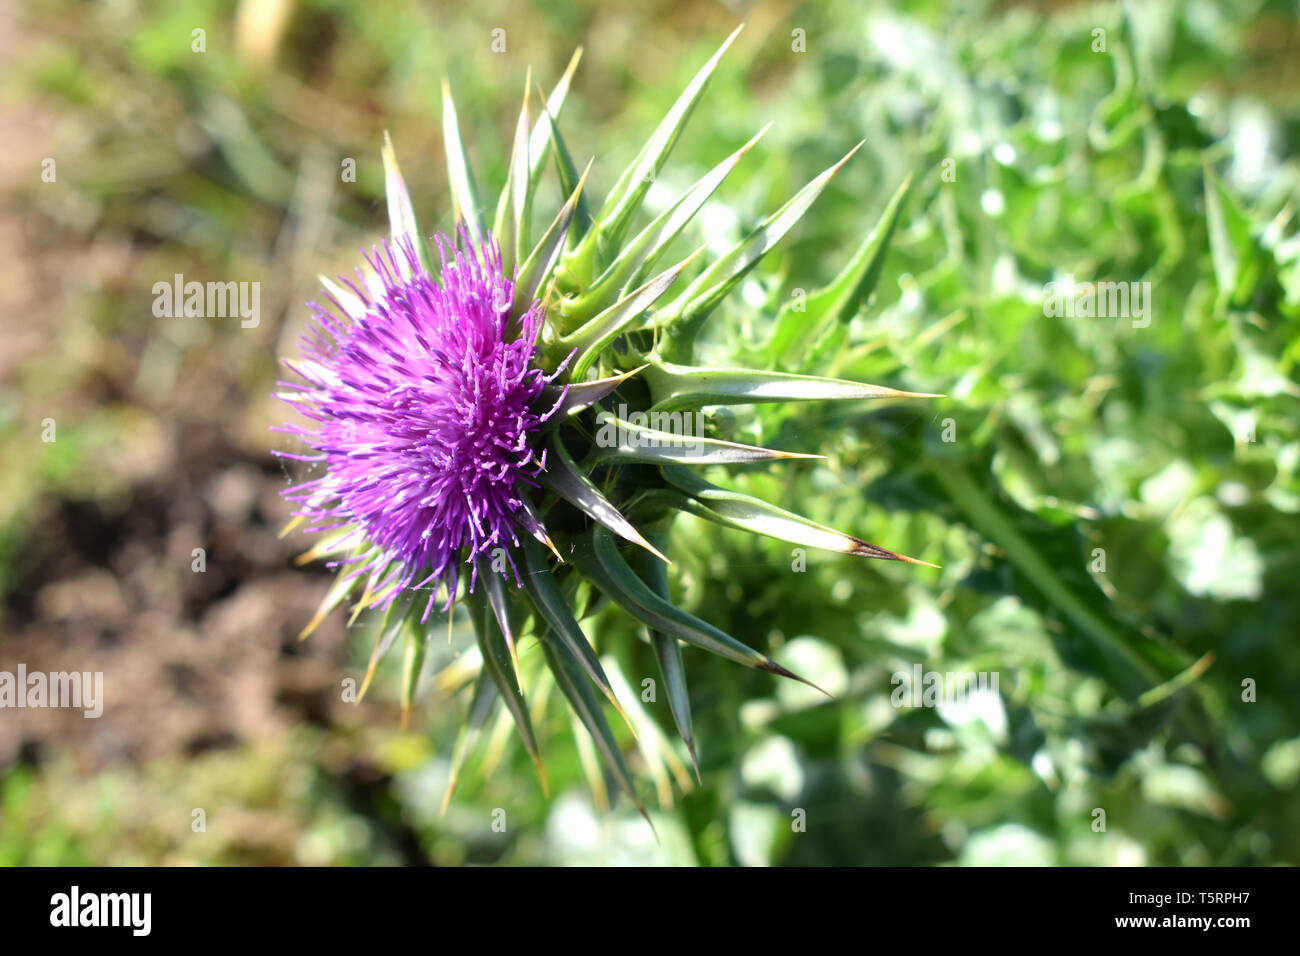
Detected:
[{"left": 2, "top": 0, "right": 1298, "bottom": 865}]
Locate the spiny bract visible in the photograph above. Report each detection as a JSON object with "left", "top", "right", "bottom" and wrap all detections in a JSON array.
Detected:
[{"left": 276, "top": 26, "right": 939, "bottom": 817}]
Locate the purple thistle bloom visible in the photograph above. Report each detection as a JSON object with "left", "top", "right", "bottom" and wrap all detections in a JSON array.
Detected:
[{"left": 276, "top": 231, "right": 562, "bottom": 620}]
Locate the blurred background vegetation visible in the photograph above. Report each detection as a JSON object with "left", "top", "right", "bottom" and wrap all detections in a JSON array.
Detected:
[{"left": 1, "top": 0, "right": 1298, "bottom": 865}]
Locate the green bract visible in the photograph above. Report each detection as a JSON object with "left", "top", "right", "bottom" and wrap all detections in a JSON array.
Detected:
[{"left": 296, "top": 27, "right": 940, "bottom": 818}]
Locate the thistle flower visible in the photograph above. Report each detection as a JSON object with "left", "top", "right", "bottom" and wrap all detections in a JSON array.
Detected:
[
  {"left": 278, "top": 27, "right": 940, "bottom": 816},
  {"left": 277, "top": 235, "right": 555, "bottom": 620}
]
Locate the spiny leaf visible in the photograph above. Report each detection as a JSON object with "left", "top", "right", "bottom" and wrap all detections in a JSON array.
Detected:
[
  {"left": 575, "top": 526, "right": 827, "bottom": 694},
  {"left": 539, "top": 624, "right": 651, "bottom": 826},
  {"left": 479, "top": 695, "right": 519, "bottom": 778},
  {"left": 768, "top": 173, "right": 913, "bottom": 365},
  {"left": 540, "top": 365, "right": 647, "bottom": 425},
  {"left": 357, "top": 596, "right": 408, "bottom": 702},
  {"left": 517, "top": 497, "right": 564, "bottom": 562},
  {"left": 588, "top": 25, "right": 744, "bottom": 257},
  {"left": 441, "top": 78, "right": 484, "bottom": 248},
  {"left": 298, "top": 554, "right": 368, "bottom": 639},
  {"left": 476, "top": 554, "right": 520, "bottom": 674},
  {"left": 399, "top": 618, "right": 426, "bottom": 730},
  {"left": 568, "top": 124, "right": 769, "bottom": 324},
  {"left": 661, "top": 465, "right": 938, "bottom": 566},
  {"left": 560, "top": 247, "right": 702, "bottom": 379},
  {"left": 925, "top": 458, "right": 1168, "bottom": 696},
  {"left": 602, "top": 655, "right": 693, "bottom": 807},
  {"left": 569, "top": 710, "right": 610, "bottom": 811},
  {"left": 658, "top": 141, "right": 865, "bottom": 363},
  {"left": 511, "top": 82, "right": 532, "bottom": 259},
  {"left": 520, "top": 538, "right": 633, "bottom": 734},
  {"left": 348, "top": 557, "right": 395, "bottom": 626},
  {"left": 292, "top": 525, "right": 362, "bottom": 566},
  {"left": 535, "top": 81, "right": 593, "bottom": 245},
  {"left": 381, "top": 132, "right": 431, "bottom": 274},
  {"left": 492, "top": 78, "right": 532, "bottom": 267},
  {"left": 317, "top": 275, "right": 367, "bottom": 321},
  {"left": 527, "top": 48, "right": 582, "bottom": 183},
  {"left": 471, "top": 589, "right": 547, "bottom": 793},
  {"left": 514, "top": 161, "right": 591, "bottom": 317},
  {"left": 633, "top": 530, "right": 698, "bottom": 780},
  {"left": 591, "top": 414, "right": 822, "bottom": 465},
  {"left": 442, "top": 669, "right": 500, "bottom": 813},
  {"left": 538, "top": 432, "right": 669, "bottom": 564},
  {"left": 644, "top": 360, "right": 941, "bottom": 412},
  {"left": 648, "top": 626, "right": 696, "bottom": 781}
]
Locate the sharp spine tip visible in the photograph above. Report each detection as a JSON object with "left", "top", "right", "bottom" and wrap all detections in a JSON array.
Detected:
[{"left": 764, "top": 659, "right": 832, "bottom": 698}]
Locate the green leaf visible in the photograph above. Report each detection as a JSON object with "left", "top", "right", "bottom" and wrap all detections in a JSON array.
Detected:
[
  {"left": 658, "top": 141, "right": 864, "bottom": 362},
  {"left": 661, "top": 465, "right": 937, "bottom": 565},
  {"left": 1203, "top": 164, "right": 1262, "bottom": 308},
  {"left": 591, "top": 414, "right": 822, "bottom": 465},
  {"left": 768, "top": 173, "right": 912, "bottom": 366},
  {"left": 537, "top": 432, "right": 669, "bottom": 563},
  {"left": 643, "top": 359, "right": 941, "bottom": 412}
]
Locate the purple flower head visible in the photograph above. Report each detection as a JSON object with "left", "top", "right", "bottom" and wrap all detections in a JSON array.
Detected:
[{"left": 276, "top": 230, "right": 563, "bottom": 620}]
